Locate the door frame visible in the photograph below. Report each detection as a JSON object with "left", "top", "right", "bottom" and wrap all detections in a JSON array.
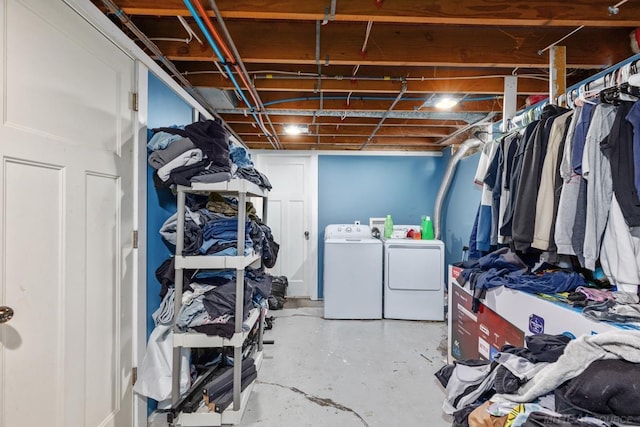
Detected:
[
  {"left": 133, "top": 60, "right": 149, "bottom": 427},
  {"left": 253, "top": 151, "right": 319, "bottom": 300}
]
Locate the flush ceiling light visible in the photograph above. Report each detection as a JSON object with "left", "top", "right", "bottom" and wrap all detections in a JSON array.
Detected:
[
  {"left": 283, "top": 124, "right": 309, "bottom": 135},
  {"left": 435, "top": 97, "right": 459, "bottom": 109}
]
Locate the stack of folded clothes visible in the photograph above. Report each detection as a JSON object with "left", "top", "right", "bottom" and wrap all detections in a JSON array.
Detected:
[{"left": 147, "top": 120, "right": 272, "bottom": 190}]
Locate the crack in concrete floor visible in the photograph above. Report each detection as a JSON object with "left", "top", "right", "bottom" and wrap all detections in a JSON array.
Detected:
[{"left": 257, "top": 381, "right": 370, "bottom": 426}]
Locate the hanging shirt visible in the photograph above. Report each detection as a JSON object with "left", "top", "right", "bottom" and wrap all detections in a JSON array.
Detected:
[
  {"left": 475, "top": 141, "right": 499, "bottom": 252},
  {"left": 600, "top": 101, "right": 640, "bottom": 229},
  {"left": 582, "top": 103, "right": 618, "bottom": 271},
  {"left": 532, "top": 110, "right": 573, "bottom": 251},
  {"left": 483, "top": 140, "right": 504, "bottom": 247},
  {"left": 497, "top": 133, "right": 520, "bottom": 244},
  {"left": 571, "top": 102, "right": 597, "bottom": 175},
  {"left": 512, "top": 105, "right": 569, "bottom": 252},
  {"left": 500, "top": 121, "right": 538, "bottom": 239},
  {"left": 626, "top": 101, "right": 640, "bottom": 203},
  {"left": 600, "top": 194, "right": 640, "bottom": 292},
  {"left": 554, "top": 107, "right": 582, "bottom": 256}
]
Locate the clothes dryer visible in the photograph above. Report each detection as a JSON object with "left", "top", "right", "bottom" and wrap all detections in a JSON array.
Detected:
[
  {"left": 383, "top": 238, "right": 445, "bottom": 320},
  {"left": 323, "top": 224, "right": 383, "bottom": 319}
]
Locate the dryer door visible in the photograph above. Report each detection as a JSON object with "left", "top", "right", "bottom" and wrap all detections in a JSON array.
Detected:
[{"left": 386, "top": 244, "right": 442, "bottom": 291}]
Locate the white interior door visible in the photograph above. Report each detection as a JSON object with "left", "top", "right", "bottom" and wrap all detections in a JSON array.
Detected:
[
  {"left": 256, "top": 155, "right": 316, "bottom": 298},
  {"left": 0, "top": 1, "right": 134, "bottom": 426}
]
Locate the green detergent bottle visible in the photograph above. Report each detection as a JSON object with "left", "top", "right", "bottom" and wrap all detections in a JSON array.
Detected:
[
  {"left": 421, "top": 215, "right": 434, "bottom": 240},
  {"left": 384, "top": 214, "right": 394, "bottom": 238}
]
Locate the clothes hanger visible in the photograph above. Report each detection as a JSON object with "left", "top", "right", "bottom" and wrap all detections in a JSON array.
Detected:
[
  {"left": 599, "top": 85, "right": 620, "bottom": 104},
  {"left": 597, "top": 83, "right": 639, "bottom": 104},
  {"left": 576, "top": 87, "right": 598, "bottom": 105},
  {"left": 618, "top": 82, "right": 640, "bottom": 98}
]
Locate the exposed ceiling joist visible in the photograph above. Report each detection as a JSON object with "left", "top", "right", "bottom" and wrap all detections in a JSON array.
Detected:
[
  {"left": 140, "top": 19, "right": 629, "bottom": 69},
  {"left": 114, "top": 0, "right": 640, "bottom": 27},
  {"left": 96, "top": 0, "right": 639, "bottom": 151}
]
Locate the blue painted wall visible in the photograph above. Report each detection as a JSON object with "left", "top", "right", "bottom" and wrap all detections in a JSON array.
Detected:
[
  {"left": 317, "top": 155, "right": 446, "bottom": 298},
  {"left": 441, "top": 148, "right": 482, "bottom": 271},
  {"left": 146, "top": 73, "right": 193, "bottom": 338}
]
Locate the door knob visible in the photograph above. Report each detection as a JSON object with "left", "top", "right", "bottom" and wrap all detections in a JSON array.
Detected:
[
  {"left": 0, "top": 306, "right": 14, "bottom": 324},
  {"left": 304, "top": 231, "right": 310, "bottom": 240}
]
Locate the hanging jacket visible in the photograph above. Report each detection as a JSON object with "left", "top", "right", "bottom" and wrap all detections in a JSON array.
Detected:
[
  {"left": 582, "top": 103, "right": 618, "bottom": 271},
  {"left": 498, "top": 132, "right": 521, "bottom": 244},
  {"left": 600, "top": 101, "right": 640, "bottom": 229},
  {"left": 475, "top": 141, "right": 499, "bottom": 252},
  {"left": 554, "top": 108, "right": 582, "bottom": 256},
  {"left": 532, "top": 111, "right": 573, "bottom": 251},
  {"left": 571, "top": 102, "right": 597, "bottom": 175},
  {"left": 512, "top": 105, "right": 570, "bottom": 252},
  {"left": 500, "top": 121, "right": 539, "bottom": 238}
]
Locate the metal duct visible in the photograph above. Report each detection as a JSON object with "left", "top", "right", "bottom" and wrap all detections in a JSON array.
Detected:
[
  {"left": 433, "top": 137, "right": 483, "bottom": 240},
  {"left": 213, "top": 108, "right": 487, "bottom": 122}
]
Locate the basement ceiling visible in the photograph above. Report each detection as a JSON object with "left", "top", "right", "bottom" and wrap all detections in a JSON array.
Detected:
[{"left": 92, "top": 0, "right": 640, "bottom": 151}]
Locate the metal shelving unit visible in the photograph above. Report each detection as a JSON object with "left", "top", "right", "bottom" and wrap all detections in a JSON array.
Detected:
[{"left": 170, "top": 179, "right": 268, "bottom": 426}]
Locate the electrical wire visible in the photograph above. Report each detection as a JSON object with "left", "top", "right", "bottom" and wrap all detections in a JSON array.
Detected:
[
  {"left": 362, "top": 20, "right": 374, "bottom": 54},
  {"left": 537, "top": 26, "right": 584, "bottom": 55},
  {"left": 213, "top": 61, "right": 229, "bottom": 79},
  {"left": 177, "top": 15, "right": 203, "bottom": 45},
  {"left": 360, "top": 81, "right": 407, "bottom": 150},
  {"left": 538, "top": 1, "right": 630, "bottom": 55},
  {"left": 149, "top": 36, "right": 191, "bottom": 43},
  {"left": 149, "top": 15, "right": 204, "bottom": 45},
  {"left": 609, "top": 0, "right": 629, "bottom": 14},
  {"left": 250, "top": 70, "right": 320, "bottom": 77},
  {"left": 346, "top": 20, "right": 374, "bottom": 117}
]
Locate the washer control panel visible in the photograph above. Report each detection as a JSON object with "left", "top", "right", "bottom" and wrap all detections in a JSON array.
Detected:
[{"left": 325, "top": 224, "right": 372, "bottom": 239}]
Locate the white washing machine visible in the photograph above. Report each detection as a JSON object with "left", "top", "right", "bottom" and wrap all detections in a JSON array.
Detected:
[
  {"left": 383, "top": 238, "right": 445, "bottom": 320},
  {"left": 323, "top": 224, "right": 383, "bottom": 319}
]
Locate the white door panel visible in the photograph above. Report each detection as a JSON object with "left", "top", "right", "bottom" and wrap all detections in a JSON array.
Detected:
[
  {"left": 85, "top": 173, "right": 123, "bottom": 427},
  {"left": 5, "top": 0, "right": 130, "bottom": 154},
  {"left": 288, "top": 200, "right": 306, "bottom": 286},
  {"left": 266, "top": 200, "right": 283, "bottom": 276},
  {"left": 256, "top": 156, "right": 314, "bottom": 298},
  {"left": 0, "top": 1, "right": 134, "bottom": 426},
  {"left": 3, "top": 159, "right": 65, "bottom": 427}
]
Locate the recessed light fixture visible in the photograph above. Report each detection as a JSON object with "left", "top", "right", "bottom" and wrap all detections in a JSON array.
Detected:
[
  {"left": 435, "top": 97, "right": 459, "bottom": 109},
  {"left": 283, "top": 124, "right": 309, "bottom": 135}
]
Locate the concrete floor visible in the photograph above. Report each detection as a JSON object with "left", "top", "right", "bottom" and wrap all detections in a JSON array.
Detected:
[{"left": 241, "top": 301, "right": 453, "bottom": 427}]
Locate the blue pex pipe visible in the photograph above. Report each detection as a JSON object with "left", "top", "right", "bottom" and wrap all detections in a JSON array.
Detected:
[
  {"left": 182, "top": 0, "right": 254, "bottom": 111},
  {"left": 183, "top": 0, "right": 275, "bottom": 138}
]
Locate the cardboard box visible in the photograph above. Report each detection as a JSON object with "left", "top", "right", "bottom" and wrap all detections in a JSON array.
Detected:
[{"left": 447, "top": 265, "right": 640, "bottom": 362}]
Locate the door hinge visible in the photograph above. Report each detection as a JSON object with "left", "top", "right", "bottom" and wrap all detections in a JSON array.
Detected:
[
  {"left": 132, "top": 367, "right": 137, "bottom": 386},
  {"left": 131, "top": 92, "right": 139, "bottom": 112},
  {"left": 132, "top": 230, "right": 139, "bottom": 249}
]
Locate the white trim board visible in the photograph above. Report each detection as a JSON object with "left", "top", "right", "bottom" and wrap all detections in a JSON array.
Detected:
[{"left": 132, "top": 60, "right": 149, "bottom": 427}]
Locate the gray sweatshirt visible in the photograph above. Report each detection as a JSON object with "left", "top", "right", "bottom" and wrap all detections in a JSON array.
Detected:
[{"left": 582, "top": 103, "right": 618, "bottom": 271}]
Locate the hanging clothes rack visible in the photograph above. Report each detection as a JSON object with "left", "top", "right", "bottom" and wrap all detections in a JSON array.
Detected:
[
  {"left": 566, "top": 54, "right": 640, "bottom": 108},
  {"left": 497, "top": 53, "right": 640, "bottom": 133}
]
